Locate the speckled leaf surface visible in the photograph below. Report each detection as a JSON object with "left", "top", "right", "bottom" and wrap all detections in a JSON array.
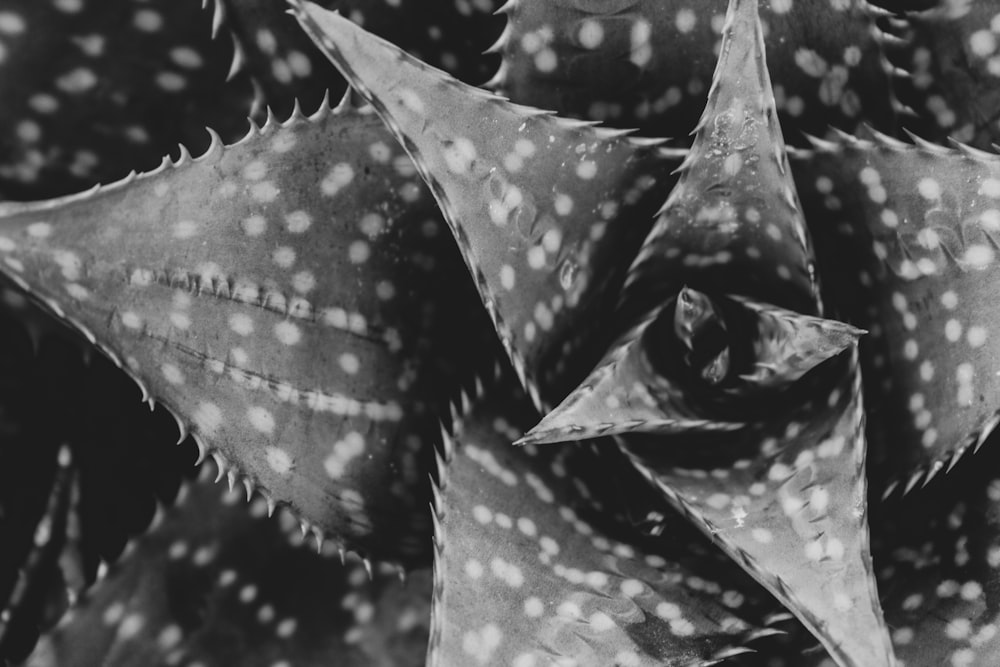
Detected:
[
  {"left": 217, "top": 0, "right": 504, "bottom": 118},
  {"left": 430, "top": 385, "right": 776, "bottom": 667},
  {"left": 292, "top": 2, "right": 681, "bottom": 406},
  {"left": 873, "top": 435, "right": 1000, "bottom": 667},
  {"left": 519, "top": 289, "right": 862, "bottom": 444},
  {"left": 0, "top": 445, "right": 74, "bottom": 663},
  {"left": 0, "top": 0, "right": 255, "bottom": 200},
  {"left": 0, "top": 104, "right": 497, "bottom": 565},
  {"left": 621, "top": 353, "right": 893, "bottom": 667},
  {"left": 27, "top": 465, "right": 432, "bottom": 667},
  {"left": 492, "top": 0, "right": 895, "bottom": 141},
  {"left": 884, "top": 0, "right": 1000, "bottom": 150},
  {"left": 622, "top": 0, "right": 820, "bottom": 325},
  {"left": 795, "top": 134, "right": 1000, "bottom": 491}
]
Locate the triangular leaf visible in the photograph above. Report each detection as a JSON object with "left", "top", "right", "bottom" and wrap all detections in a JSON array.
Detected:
[
  {"left": 621, "top": 352, "right": 894, "bottom": 667},
  {"left": 492, "top": 0, "right": 896, "bottom": 140},
  {"left": 431, "top": 382, "right": 776, "bottom": 667},
  {"left": 621, "top": 0, "right": 820, "bottom": 324},
  {"left": 292, "top": 1, "right": 680, "bottom": 404},
  {"left": 519, "top": 288, "right": 861, "bottom": 445},
  {"left": 0, "top": 104, "right": 498, "bottom": 564},
  {"left": 27, "top": 465, "right": 431, "bottom": 667},
  {"left": 795, "top": 133, "right": 1000, "bottom": 490}
]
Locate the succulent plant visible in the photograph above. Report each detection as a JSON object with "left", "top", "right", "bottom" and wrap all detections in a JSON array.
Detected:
[{"left": 3, "top": 0, "right": 1000, "bottom": 665}]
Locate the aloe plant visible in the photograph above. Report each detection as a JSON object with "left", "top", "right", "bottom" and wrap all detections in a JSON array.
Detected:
[{"left": 2, "top": 0, "right": 1000, "bottom": 665}]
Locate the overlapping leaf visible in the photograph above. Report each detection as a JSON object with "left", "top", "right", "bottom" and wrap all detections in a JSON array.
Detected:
[
  {"left": 491, "top": 0, "right": 896, "bottom": 140},
  {"left": 519, "top": 288, "right": 862, "bottom": 444},
  {"left": 27, "top": 464, "right": 432, "bottom": 667},
  {"left": 430, "top": 380, "right": 779, "bottom": 667},
  {"left": 621, "top": 0, "right": 821, "bottom": 324},
  {"left": 0, "top": 0, "right": 254, "bottom": 200},
  {"left": 514, "top": 1, "right": 893, "bottom": 663},
  {"left": 795, "top": 133, "right": 1000, "bottom": 491},
  {"left": 872, "top": 429, "right": 1000, "bottom": 667},
  {"left": 0, "top": 102, "right": 498, "bottom": 564},
  {"left": 215, "top": 0, "right": 505, "bottom": 118},
  {"left": 883, "top": 0, "right": 1000, "bottom": 150},
  {"left": 291, "top": 1, "right": 681, "bottom": 405}
]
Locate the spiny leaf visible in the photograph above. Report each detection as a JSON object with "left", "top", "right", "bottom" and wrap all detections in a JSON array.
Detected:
[
  {"left": 291, "top": 1, "right": 680, "bottom": 405},
  {"left": 794, "top": 132, "right": 1000, "bottom": 492},
  {"left": 491, "top": 0, "right": 896, "bottom": 140},
  {"left": 621, "top": 352, "right": 894, "bottom": 667},
  {"left": 0, "top": 102, "right": 497, "bottom": 565},
  {"left": 26, "top": 464, "right": 432, "bottom": 667},
  {"left": 870, "top": 426, "right": 1000, "bottom": 667},
  {"left": 621, "top": 0, "right": 820, "bottom": 325},
  {"left": 215, "top": 0, "right": 504, "bottom": 118},
  {"left": 430, "top": 381, "right": 776, "bottom": 667},
  {"left": 0, "top": 0, "right": 254, "bottom": 200},
  {"left": 518, "top": 288, "right": 862, "bottom": 445},
  {"left": 883, "top": 0, "right": 1000, "bottom": 150}
]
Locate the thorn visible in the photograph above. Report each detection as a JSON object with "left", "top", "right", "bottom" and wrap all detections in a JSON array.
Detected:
[
  {"left": 363, "top": 558, "right": 373, "bottom": 580},
  {"left": 266, "top": 496, "right": 276, "bottom": 518},
  {"left": 96, "top": 561, "right": 109, "bottom": 581},
  {"left": 300, "top": 520, "right": 310, "bottom": 538},
  {"left": 243, "top": 478, "right": 254, "bottom": 502},
  {"left": 397, "top": 565, "right": 407, "bottom": 584},
  {"left": 227, "top": 470, "right": 237, "bottom": 494},
  {"left": 193, "top": 436, "right": 208, "bottom": 466},
  {"left": 338, "top": 547, "right": 346, "bottom": 565},
  {"left": 212, "top": 453, "right": 226, "bottom": 483}
]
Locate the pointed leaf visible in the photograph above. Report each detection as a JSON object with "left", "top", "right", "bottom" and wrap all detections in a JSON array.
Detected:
[
  {"left": 622, "top": 0, "right": 820, "bottom": 324},
  {"left": 621, "top": 352, "right": 895, "bottom": 667},
  {"left": 519, "top": 288, "right": 861, "bottom": 445},
  {"left": 795, "top": 134, "right": 1000, "bottom": 489},
  {"left": 431, "top": 383, "right": 774, "bottom": 667},
  {"left": 292, "top": 2, "right": 680, "bottom": 404},
  {"left": 493, "top": 0, "right": 895, "bottom": 139},
  {"left": 0, "top": 104, "right": 497, "bottom": 564},
  {"left": 27, "top": 465, "right": 431, "bottom": 667},
  {"left": 0, "top": 0, "right": 254, "bottom": 200}
]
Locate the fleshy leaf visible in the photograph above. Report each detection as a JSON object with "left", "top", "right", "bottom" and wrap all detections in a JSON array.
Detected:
[
  {"left": 794, "top": 132, "right": 1000, "bottom": 490},
  {"left": 0, "top": 102, "right": 497, "bottom": 564},
  {"left": 430, "top": 381, "right": 775, "bottom": 667},
  {"left": 883, "top": 1, "right": 1000, "bottom": 150},
  {"left": 27, "top": 464, "right": 431, "bottom": 667},
  {"left": 519, "top": 288, "right": 862, "bottom": 445},
  {"left": 621, "top": 352, "right": 895, "bottom": 667},
  {"left": 0, "top": 0, "right": 254, "bottom": 200},
  {"left": 874, "top": 431, "right": 1000, "bottom": 666},
  {"left": 291, "top": 1, "right": 680, "bottom": 404},
  {"left": 492, "top": 0, "right": 896, "bottom": 140},
  {"left": 216, "top": 0, "right": 504, "bottom": 117},
  {"left": 621, "top": 0, "right": 820, "bottom": 324},
  {"left": 0, "top": 446, "right": 74, "bottom": 663}
]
